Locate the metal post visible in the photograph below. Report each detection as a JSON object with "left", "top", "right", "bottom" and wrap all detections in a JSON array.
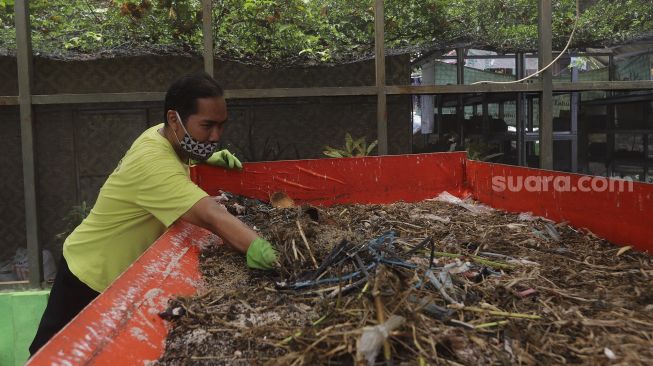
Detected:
[
  {"left": 607, "top": 54, "right": 615, "bottom": 176},
  {"left": 527, "top": 97, "right": 534, "bottom": 131},
  {"left": 456, "top": 48, "right": 465, "bottom": 145},
  {"left": 648, "top": 48, "right": 653, "bottom": 81},
  {"left": 374, "top": 0, "right": 388, "bottom": 155},
  {"left": 516, "top": 53, "right": 526, "bottom": 166},
  {"left": 436, "top": 96, "right": 443, "bottom": 143},
  {"left": 570, "top": 66, "right": 579, "bottom": 172},
  {"left": 202, "top": 0, "right": 214, "bottom": 77},
  {"left": 538, "top": 0, "right": 553, "bottom": 170},
  {"left": 527, "top": 96, "right": 534, "bottom": 160},
  {"left": 516, "top": 95, "right": 526, "bottom": 165},
  {"left": 641, "top": 97, "right": 648, "bottom": 182},
  {"left": 420, "top": 62, "right": 435, "bottom": 134},
  {"left": 482, "top": 95, "right": 489, "bottom": 134},
  {"left": 15, "top": 0, "right": 42, "bottom": 287},
  {"left": 456, "top": 48, "right": 465, "bottom": 84},
  {"left": 643, "top": 134, "right": 649, "bottom": 182}
]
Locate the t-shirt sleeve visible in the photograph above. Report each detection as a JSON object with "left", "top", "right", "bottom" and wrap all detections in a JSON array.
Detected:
[{"left": 136, "top": 157, "right": 209, "bottom": 227}]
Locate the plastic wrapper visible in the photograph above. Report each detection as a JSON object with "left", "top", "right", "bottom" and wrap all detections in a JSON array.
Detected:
[
  {"left": 356, "top": 315, "right": 405, "bottom": 365},
  {"left": 431, "top": 191, "right": 494, "bottom": 215}
]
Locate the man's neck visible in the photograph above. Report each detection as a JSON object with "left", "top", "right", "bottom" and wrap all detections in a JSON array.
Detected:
[{"left": 160, "top": 124, "right": 190, "bottom": 164}]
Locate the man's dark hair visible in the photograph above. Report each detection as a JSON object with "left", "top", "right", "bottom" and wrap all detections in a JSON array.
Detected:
[{"left": 163, "top": 71, "right": 224, "bottom": 125}]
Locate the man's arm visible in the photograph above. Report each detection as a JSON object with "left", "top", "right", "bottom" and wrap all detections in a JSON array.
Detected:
[{"left": 180, "top": 196, "right": 257, "bottom": 253}]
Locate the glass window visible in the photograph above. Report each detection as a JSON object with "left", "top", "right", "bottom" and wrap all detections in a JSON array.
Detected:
[
  {"left": 433, "top": 51, "right": 459, "bottom": 85},
  {"left": 589, "top": 162, "right": 607, "bottom": 176},
  {"left": 613, "top": 165, "right": 644, "bottom": 182},
  {"left": 588, "top": 134, "right": 607, "bottom": 162},
  {"left": 524, "top": 55, "right": 572, "bottom": 82},
  {"left": 615, "top": 54, "right": 651, "bottom": 81},
  {"left": 463, "top": 53, "right": 517, "bottom": 85},
  {"left": 614, "top": 134, "right": 644, "bottom": 159},
  {"left": 575, "top": 55, "right": 610, "bottom": 101},
  {"left": 503, "top": 100, "right": 516, "bottom": 129}
]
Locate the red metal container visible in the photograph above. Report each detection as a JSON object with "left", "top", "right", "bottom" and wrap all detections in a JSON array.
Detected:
[{"left": 27, "top": 152, "right": 652, "bottom": 365}]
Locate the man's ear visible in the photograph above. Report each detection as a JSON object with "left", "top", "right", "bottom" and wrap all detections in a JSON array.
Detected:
[{"left": 166, "top": 110, "right": 178, "bottom": 126}]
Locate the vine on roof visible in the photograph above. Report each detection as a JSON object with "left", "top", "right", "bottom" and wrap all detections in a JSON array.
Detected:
[{"left": 0, "top": 0, "right": 651, "bottom": 65}]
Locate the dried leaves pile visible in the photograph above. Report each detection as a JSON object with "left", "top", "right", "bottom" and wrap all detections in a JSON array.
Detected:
[{"left": 157, "top": 193, "right": 653, "bottom": 365}]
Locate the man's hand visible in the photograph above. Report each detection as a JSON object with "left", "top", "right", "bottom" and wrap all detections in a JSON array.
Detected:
[
  {"left": 181, "top": 198, "right": 277, "bottom": 270},
  {"left": 181, "top": 197, "right": 257, "bottom": 254},
  {"left": 246, "top": 237, "right": 278, "bottom": 270},
  {"left": 206, "top": 149, "right": 242, "bottom": 169}
]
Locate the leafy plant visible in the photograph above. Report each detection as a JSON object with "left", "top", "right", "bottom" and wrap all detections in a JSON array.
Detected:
[
  {"left": 466, "top": 140, "right": 504, "bottom": 162},
  {"left": 1, "top": 1, "right": 651, "bottom": 66},
  {"left": 55, "top": 201, "right": 92, "bottom": 241},
  {"left": 323, "top": 133, "right": 378, "bottom": 158}
]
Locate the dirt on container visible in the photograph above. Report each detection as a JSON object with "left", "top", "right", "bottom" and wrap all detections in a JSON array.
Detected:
[{"left": 155, "top": 193, "right": 653, "bottom": 365}]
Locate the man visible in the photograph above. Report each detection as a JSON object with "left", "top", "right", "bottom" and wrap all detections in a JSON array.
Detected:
[{"left": 29, "top": 72, "right": 278, "bottom": 355}]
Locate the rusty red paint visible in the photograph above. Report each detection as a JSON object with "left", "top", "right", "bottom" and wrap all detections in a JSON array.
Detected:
[
  {"left": 272, "top": 175, "right": 318, "bottom": 190},
  {"left": 466, "top": 160, "right": 653, "bottom": 252},
  {"left": 295, "top": 165, "right": 347, "bottom": 184},
  {"left": 29, "top": 152, "right": 652, "bottom": 365},
  {"left": 193, "top": 153, "right": 469, "bottom": 206},
  {"left": 27, "top": 222, "right": 213, "bottom": 366}
]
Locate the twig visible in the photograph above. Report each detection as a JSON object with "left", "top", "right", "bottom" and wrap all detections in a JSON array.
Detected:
[
  {"left": 328, "top": 278, "right": 367, "bottom": 298},
  {"left": 474, "top": 320, "right": 509, "bottom": 329},
  {"left": 291, "top": 239, "right": 299, "bottom": 260},
  {"left": 323, "top": 344, "right": 348, "bottom": 357},
  {"left": 386, "top": 220, "right": 423, "bottom": 229},
  {"left": 536, "top": 286, "right": 594, "bottom": 303},
  {"left": 424, "top": 270, "right": 460, "bottom": 305},
  {"left": 473, "top": 231, "right": 488, "bottom": 256},
  {"left": 277, "top": 330, "right": 303, "bottom": 346},
  {"left": 449, "top": 319, "right": 475, "bottom": 329},
  {"left": 191, "top": 355, "right": 245, "bottom": 360},
  {"left": 411, "top": 325, "right": 428, "bottom": 356},
  {"left": 434, "top": 252, "right": 515, "bottom": 270},
  {"left": 372, "top": 271, "right": 392, "bottom": 364},
  {"left": 296, "top": 220, "right": 319, "bottom": 269},
  {"left": 455, "top": 306, "right": 541, "bottom": 320},
  {"left": 276, "top": 315, "right": 330, "bottom": 347},
  {"left": 358, "top": 282, "right": 370, "bottom": 300}
]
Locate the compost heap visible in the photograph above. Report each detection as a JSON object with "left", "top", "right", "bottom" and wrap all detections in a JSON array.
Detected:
[{"left": 156, "top": 192, "right": 653, "bottom": 365}]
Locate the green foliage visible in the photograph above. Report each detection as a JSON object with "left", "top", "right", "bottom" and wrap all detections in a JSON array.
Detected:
[
  {"left": 0, "top": 0, "right": 203, "bottom": 55},
  {"left": 466, "top": 140, "right": 503, "bottom": 162},
  {"left": 55, "top": 201, "right": 92, "bottom": 241},
  {"left": 0, "top": 1, "right": 651, "bottom": 64},
  {"left": 324, "top": 133, "right": 378, "bottom": 158}
]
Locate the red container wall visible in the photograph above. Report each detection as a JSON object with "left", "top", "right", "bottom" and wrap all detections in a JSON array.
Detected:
[
  {"left": 192, "top": 152, "right": 469, "bottom": 205},
  {"left": 28, "top": 152, "right": 652, "bottom": 365},
  {"left": 27, "top": 222, "right": 215, "bottom": 366},
  {"left": 467, "top": 160, "right": 653, "bottom": 252},
  {"left": 28, "top": 153, "right": 467, "bottom": 365}
]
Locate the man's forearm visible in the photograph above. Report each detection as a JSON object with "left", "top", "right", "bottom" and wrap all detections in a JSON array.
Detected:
[
  {"left": 209, "top": 207, "right": 258, "bottom": 254},
  {"left": 181, "top": 196, "right": 260, "bottom": 254}
]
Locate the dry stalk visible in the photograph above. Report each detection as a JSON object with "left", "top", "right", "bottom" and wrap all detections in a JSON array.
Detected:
[
  {"left": 372, "top": 270, "right": 391, "bottom": 364},
  {"left": 296, "top": 220, "right": 318, "bottom": 269}
]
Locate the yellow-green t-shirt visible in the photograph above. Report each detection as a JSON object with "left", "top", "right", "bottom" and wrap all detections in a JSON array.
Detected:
[{"left": 63, "top": 123, "right": 208, "bottom": 292}]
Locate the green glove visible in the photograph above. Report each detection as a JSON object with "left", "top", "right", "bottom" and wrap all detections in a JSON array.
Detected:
[
  {"left": 246, "top": 237, "right": 278, "bottom": 270},
  {"left": 205, "top": 149, "right": 242, "bottom": 169}
]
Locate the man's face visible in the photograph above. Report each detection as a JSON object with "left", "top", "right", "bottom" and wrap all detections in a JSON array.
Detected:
[{"left": 176, "top": 96, "right": 228, "bottom": 143}]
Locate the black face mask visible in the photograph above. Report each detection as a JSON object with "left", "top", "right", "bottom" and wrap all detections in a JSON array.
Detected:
[{"left": 172, "top": 111, "right": 218, "bottom": 161}]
